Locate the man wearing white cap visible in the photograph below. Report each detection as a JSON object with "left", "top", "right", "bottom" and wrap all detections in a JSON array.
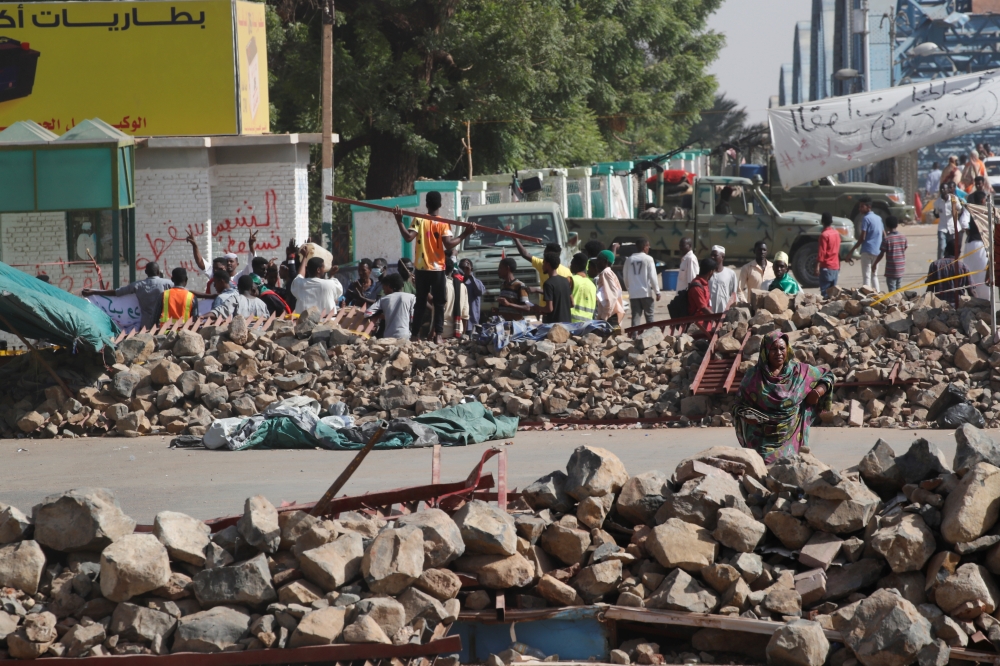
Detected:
[
  {"left": 708, "top": 245, "right": 737, "bottom": 314},
  {"left": 186, "top": 230, "right": 257, "bottom": 294}
]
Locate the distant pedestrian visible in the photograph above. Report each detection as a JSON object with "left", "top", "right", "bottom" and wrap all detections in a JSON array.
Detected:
[
  {"left": 708, "top": 245, "right": 737, "bottom": 313},
  {"left": 367, "top": 273, "right": 416, "bottom": 341},
  {"left": 934, "top": 182, "right": 970, "bottom": 260},
  {"left": 940, "top": 155, "right": 961, "bottom": 188},
  {"left": 569, "top": 253, "right": 597, "bottom": 323},
  {"left": 496, "top": 257, "right": 531, "bottom": 320},
  {"left": 925, "top": 162, "right": 942, "bottom": 199},
  {"left": 265, "top": 263, "right": 296, "bottom": 311},
  {"left": 159, "top": 267, "right": 196, "bottom": 323},
  {"left": 737, "top": 240, "right": 775, "bottom": 302},
  {"left": 676, "top": 237, "right": 698, "bottom": 293},
  {"left": 874, "top": 216, "right": 908, "bottom": 294},
  {"left": 688, "top": 257, "right": 716, "bottom": 333},
  {"left": 962, "top": 190, "right": 989, "bottom": 299},
  {"left": 437, "top": 256, "right": 469, "bottom": 338},
  {"left": 770, "top": 252, "right": 800, "bottom": 295},
  {"left": 459, "top": 258, "right": 485, "bottom": 329},
  {"left": 962, "top": 150, "right": 987, "bottom": 194},
  {"left": 593, "top": 250, "right": 625, "bottom": 328},
  {"left": 83, "top": 261, "right": 173, "bottom": 331},
  {"left": 393, "top": 191, "right": 474, "bottom": 343},
  {"left": 816, "top": 212, "right": 841, "bottom": 298},
  {"left": 849, "top": 196, "right": 884, "bottom": 292},
  {"left": 927, "top": 244, "right": 970, "bottom": 298},
  {"left": 622, "top": 237, "right": 660, "bottom": 326},
  {"left": 291, "top": 250, "right": 343, "bottom": 315}
]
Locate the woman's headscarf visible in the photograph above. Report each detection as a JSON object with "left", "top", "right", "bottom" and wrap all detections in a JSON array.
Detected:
[{"left": 758, "top": 330, "right": 792, "bottom": 382}]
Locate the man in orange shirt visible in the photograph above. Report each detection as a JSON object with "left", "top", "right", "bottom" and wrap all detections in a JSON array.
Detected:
[{"left": 394, "top": 191, "right": 475, "bottom": 343}]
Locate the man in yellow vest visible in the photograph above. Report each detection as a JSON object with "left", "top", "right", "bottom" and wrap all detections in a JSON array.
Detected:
[
  {"left": 160, "top": 267, "right": 196, "bottom": 324},
  {"left": 569, "top": 253, "right": 597, "bottom": 323}
]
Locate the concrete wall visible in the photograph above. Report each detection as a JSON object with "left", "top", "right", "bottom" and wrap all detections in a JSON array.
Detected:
[{"left": 0, "top": 211, "right": 107, "bottom": 291}]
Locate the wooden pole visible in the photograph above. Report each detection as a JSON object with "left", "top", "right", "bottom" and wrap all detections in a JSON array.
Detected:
[
  {"left": 321, "top": 0, "right": 335, "bottom": 249},
  {"left": 311, "top": 420, "right": 388, "bottom": 517},
  {"left": 465, "top": 121, "right": 473, "bottom": 181},
  {"left": 326, "top": 196, "right": 543, "bottom": 243}
]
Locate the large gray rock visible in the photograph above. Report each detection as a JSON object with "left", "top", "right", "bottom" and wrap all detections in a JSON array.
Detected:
[
  {"left": 573, "top": 559, "right": 623, "bottom": 602},
  {"left": 153, "top": 511, "right": 212, "bottom": 566},
  {"left": 173, "top": 332, "right": 206, "bottom": 358},
  {"left": 298, "top": 532, "right": 364, "bottom": 591},
  {"left": 656, "top": 473, "right": 745, "bottom": 529},
  {"left": 395, "top": 508, "right": 466, "bottom": 568},
  {"left": 539, "top": 523, "right": 591, "bottom": 565},
  {"left": 172, "top": 606, "right": 251, "bottom": 653},
  {"left": 414, "top": 568, "right": 462, "bottom": 601},
  {"left": 565, "top": 446, "right": 629, "bottom": 500},
  {"left": 804, "top": 489, "right": 880, "bottom": 535},
  {"left": 896, "top": 439, "right": 950, "bottom": 485},
  {"left": 192, "top": 553, "right": 276, "bottom": 607},
  {"left": 713, "top": 507, "right": 765, "bottom": 553},
  {"left": 342, "top": 615, "right": 391, "bottom": 644},
  {"left": 354, "top": 597, "right": 406, "bottom": 637},
  {"left": 396, "top": 586, "right": 448, "bottom": 625},
  {"left": 647, "top": 569, "right": 719, "bottom": 613},
  {"left": 675, "top": 446, "right": 768, "bottom": 481},
  {"left": 646, "top": 518, "right": 718, "bottom": 572},
  {"left": 32, "top": 488, "right": 136, "bottom": 552},
  {"left": 934, "top": 563, "right": 999, "bottom": 620},
  {"left": 766, "top": 619, "right": 830, "bottom": 666},
  {"left": 941, "top": 462, "right": 1000, "bottom": 544},
  {"left": 954, "top": 426, "right": 1000, "bottom": 476},
  {"left": 453, "top": 500, "right": 517, "bottom": 556},
  {"left": 278, "top": 510, "right": 319, "bottom": 550},
  {"left": 361, "top": 526, "right": 424, "bottom": 595},
  {"left": 870, "top": 514, "right": 936, "bottom": 574},
  {"left": 839, "top": 589, "right": 933, "bottom": 666},
  {"left": 616, "top": 471, "right": 670, "bottom": 526},
  {"left": 0, "top": 540, "right": 45, "bottom": 595},
  {"left": 522, "top": 471, "right": 573, "bottom": 513},
  {"left": 859, "top": 439, "right": 905, "bottom": 498},
  {"left": 110, "top": 602, "right": 177, "bottom": 644},
  {"left": 59, "top": 620, "right": 106, "bottom": 657},
  {"left": 237, "top": 495, "right": 280, "bottom": 554},
  {"left": 99, "top": 534, "right": 172, "bottom": 602},
  {"left": 0, "top": 506, "right": 32, "bottom": 545},
  {"left": 764, "top": 511, "right": 814, "bottom": 550},
  {"left": 825, "top": 559, "right": 884, "bottom": 600},
  {"left": 454, "top": 553, "right": 535, "bottom": 589}
]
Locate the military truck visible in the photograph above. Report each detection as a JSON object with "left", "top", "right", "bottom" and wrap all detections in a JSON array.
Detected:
[
  {"left": 763, "top": 156, "right": 915, "bottom": 225},
  {"left": 566, "top": 175, "right": 856, "bottom": 289}
]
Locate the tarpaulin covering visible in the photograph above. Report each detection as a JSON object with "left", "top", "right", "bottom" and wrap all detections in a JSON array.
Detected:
[
  {"left": 0, "top": 261, "right": 119, "bottom": 352},
  {"left": 208, "top": 399, "right": 517, "bottom": 451},
  {"left": 477, "top": 316, "right": 612, "bottom": 352},
  {"left": 510, "top": 320, "right": 613, "bottom": 343}
]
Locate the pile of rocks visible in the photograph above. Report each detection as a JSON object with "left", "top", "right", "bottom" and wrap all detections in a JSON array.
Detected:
[
  {"left": 3, "top": 282, "right": 1000, "bottom": 440},
  {"left": 4, "top": 428, "right": 1000, "bottom": 664}
]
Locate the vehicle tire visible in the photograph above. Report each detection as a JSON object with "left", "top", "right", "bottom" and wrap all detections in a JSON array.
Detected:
[{"left": 792, "top": 241, "right": 820, "bottom": 288}]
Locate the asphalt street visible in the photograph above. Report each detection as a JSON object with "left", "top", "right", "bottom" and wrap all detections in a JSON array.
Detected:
[{"left": 0, "top": 425, "right": 966, "bottom": 524}]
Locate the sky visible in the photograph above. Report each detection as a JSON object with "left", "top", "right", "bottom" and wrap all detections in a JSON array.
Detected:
[{"left": 706, "top": 0, "right": 811, "bottom": 124}]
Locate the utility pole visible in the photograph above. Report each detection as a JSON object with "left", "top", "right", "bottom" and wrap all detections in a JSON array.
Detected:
[
  {"left": 862, "top": 0, "right": 871, "bottom": 92},
  {"left": 463, "top": 121, "right": 473, "bottom": 181},
  {"left": 321, "top": 0, "right": 334, "bottom": 248}
]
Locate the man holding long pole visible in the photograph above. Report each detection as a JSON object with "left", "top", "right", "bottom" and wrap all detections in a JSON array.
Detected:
[{"left": 393, "top": 192, "right": 475, "bottom": 343}]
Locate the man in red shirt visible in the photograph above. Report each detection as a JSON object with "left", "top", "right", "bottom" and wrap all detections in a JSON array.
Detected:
[
  {"left": 688, "top": 257, "right": 716, "bottom": 334},
  {"left": 815, "top": 212, "right": 842, "bottom": 298}
]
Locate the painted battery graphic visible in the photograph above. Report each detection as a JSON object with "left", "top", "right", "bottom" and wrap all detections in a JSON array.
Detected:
[
  {"left": 0, "top": 37, "right": 40, "bottom": 104},
  {"left": 245, "top": 34, "right": 259, "bottom": 121}
]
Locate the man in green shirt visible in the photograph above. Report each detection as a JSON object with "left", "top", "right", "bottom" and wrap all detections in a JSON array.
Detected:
[{"left": 770, "top": 251, "right": 801, "bottom": 295}]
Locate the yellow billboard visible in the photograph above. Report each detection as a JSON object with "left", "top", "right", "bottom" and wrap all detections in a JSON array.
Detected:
[
  {"left": 0, "top": 0, "right": 268, "bottom": 136},
  {"left": 235, "top": 1, "right": 268, "bottom": 134}
]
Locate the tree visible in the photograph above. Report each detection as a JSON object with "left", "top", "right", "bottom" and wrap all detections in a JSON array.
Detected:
[
  {"left": 686, "top": 94, "right": 749, "bottom": 149},
  {"left": 267, "top": 0, "right": 724, "bottom": 208}
]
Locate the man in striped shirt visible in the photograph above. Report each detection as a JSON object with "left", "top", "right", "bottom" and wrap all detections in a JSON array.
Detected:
[{"left": 874, "top": 216, "right": 907, "bottom": 293}]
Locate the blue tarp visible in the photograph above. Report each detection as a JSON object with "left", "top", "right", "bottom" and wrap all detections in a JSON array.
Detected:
[{"left": 0, "top": 262, "right": 119, "bottom": 352}]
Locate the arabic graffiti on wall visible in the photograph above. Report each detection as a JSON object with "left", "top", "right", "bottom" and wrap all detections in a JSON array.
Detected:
[
  {"left": 768, "top": 69, "right": 1000, "bottom": 190},
  {"left": 214, "top": 189, "right": 282, "bottom": 255},
  {"left": 0, "top": 0, "right": 249, "bottom": 136},
  {"left": 136, "top": 222, "right": 205, "bottom": 273}
]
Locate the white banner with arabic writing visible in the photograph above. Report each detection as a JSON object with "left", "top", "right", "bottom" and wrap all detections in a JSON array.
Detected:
[
  {"left": 87, "top": 294, "right": 212, "bottom": 331},
  {"left": 768, "top": 70, "right": 1000, "bottom": 190}
]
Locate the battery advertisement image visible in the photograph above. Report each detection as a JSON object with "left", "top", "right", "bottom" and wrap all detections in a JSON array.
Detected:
[{"left": 0, "top": 0, "right": 269, "bottom": 135}]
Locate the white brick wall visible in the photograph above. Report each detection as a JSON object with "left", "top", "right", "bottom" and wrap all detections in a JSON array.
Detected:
[
  {"left": 209, "top": 163, "right": 309, "bottom": 268},
  {"left": 134, "top": 168, "right": 212, "bottom": 280},
  {"left": 0, "top": 211, "right": 111, "bottom": 291}
]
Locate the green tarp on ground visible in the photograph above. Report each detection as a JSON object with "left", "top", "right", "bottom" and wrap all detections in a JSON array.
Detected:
[
  {"left": 235, "top": 402, "right": 517, "bottom": 451},
  {"left": 0, "top": 262, "right": 119, "bottom": 352}
]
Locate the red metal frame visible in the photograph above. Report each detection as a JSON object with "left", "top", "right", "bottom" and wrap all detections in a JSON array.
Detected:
[{"left": 624, "top": 312, "right": 723, "bottom": 338}]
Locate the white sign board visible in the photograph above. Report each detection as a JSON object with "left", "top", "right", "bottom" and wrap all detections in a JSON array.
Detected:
[
  {"left": 88, "top": 294, "right": 212, "bottom": 331},
  {"left": 768, "top": 70, "right": 1000, "bottom": 190}
]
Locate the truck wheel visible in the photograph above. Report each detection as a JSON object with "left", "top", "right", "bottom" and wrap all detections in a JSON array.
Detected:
[{"left": 792, "top": 242, "right": 820, "bottom": 288}]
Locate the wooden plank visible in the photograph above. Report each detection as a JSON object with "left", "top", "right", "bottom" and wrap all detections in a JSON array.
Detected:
[{"left": 690, "top": 328, "right": 721, "bottom": 395}]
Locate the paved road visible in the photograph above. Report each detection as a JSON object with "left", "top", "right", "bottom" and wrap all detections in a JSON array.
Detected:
[{"left": 0, "top": 426, "right": 967, "bottom": 524}]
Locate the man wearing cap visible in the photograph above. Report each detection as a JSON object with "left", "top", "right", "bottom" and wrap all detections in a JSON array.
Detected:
[
  {"left": 708, "top": 245, "right": 737, "bottom": 313},
  {"left": 848, "top": 196, "right": 884, "bottom": 291},
  {"left": 186, "top": 230, "right": 258, "bottom": 294}
]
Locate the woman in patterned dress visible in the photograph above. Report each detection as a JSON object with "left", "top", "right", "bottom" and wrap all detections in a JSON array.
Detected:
[{"left": 732, "top": 330, "right": 834, "bottom": 463}]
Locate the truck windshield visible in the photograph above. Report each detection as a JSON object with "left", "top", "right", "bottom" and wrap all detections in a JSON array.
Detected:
[
  {"left": 986, "top": 160, "right": 1000, "bottom": 177},
  {"left": 464, "top": 213, "right": 557, "bottom": 248}
]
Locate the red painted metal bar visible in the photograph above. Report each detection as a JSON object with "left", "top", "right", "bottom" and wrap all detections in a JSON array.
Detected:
[
  {"left": 689, "top": 326, "right": 721, "bottom": 395},
  {"left": 497, "top": 448, "right": 508, "bottom": 513},
  {"left": 518, "top": 415, "right": 682, "bottom": 427},
  {"left": 624, "top": 312, "right": 723, "bottom": 337},
  {"left": 327, "top": 195, "right": 543, "bottom": 243},
  {"left": 0, "top": 636, "right": 463, "bottom": 666}
]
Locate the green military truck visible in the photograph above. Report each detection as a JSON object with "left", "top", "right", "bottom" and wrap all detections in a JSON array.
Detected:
[
  {"left": 763, "top": 157, "right": 915, "bottom": 225},
  {"left": 565, "top": 175, "right": 856, "bottom": 288},
  {"left": 458, "top": 176, "right": 856, "bottom": 291}
]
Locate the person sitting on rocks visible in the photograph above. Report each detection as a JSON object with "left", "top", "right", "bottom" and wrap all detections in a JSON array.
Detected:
[{"left": 733, "top": 330, "right": 834, "bottom": 463}]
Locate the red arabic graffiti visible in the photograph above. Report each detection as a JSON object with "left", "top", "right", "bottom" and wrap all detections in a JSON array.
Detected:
[
  {"left": 136, "top": 222, "right": 205, "bottom": 272},
  {"left": 214, "top": 190, "right": 282, "bottom": 254}
]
